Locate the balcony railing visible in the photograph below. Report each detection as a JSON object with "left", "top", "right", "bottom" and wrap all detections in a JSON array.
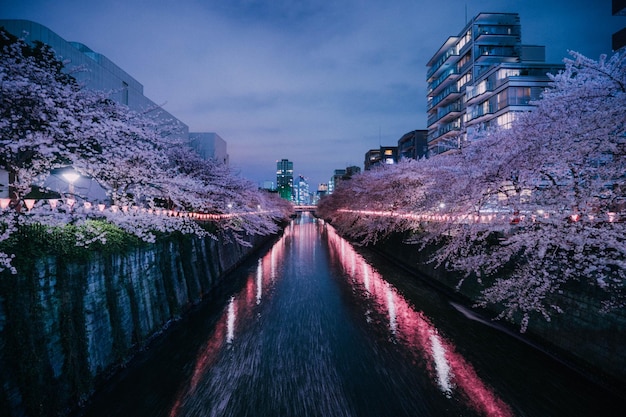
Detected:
[
  {"left": 427, "top": 102, "right": 463, "bottom": 126},
  {"left": 428, "top": 67, "right": 459, "bottom": 95},
  {"left": 427, "top": 85, "right": 460, "bottom": 110},
  {"left": 427, "top": 47, "right": 459, "bottom": 80},
  {"left": 428, "top": 122, "right": 462, "bottom": 141},
  {"left": 474, "top": 25, "right": 521, "bottom": 40}
]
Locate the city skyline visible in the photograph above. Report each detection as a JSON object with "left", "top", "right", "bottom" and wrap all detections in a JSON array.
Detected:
[{"left": 3, "top": 0, "right": 623, "bottom": 186}]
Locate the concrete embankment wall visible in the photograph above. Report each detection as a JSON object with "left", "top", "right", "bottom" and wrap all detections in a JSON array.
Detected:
[
  {"left": 0, "top": 232, "right": 275, "bottom": 417},
  {"left": 371, "top": 232, "right": 626, "bottom": 396}
]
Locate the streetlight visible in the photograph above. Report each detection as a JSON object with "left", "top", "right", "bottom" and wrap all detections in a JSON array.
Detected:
[
  {"left": 62, "top": 171, "right": 80, "bottom": 193},
  {"left": 62, "top": 169, "right": 80, "bottom": 208}
]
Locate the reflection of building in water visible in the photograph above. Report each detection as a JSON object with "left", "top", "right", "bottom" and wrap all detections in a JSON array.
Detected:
[{"left": 324, "top": 224, "right": 514, "bottom": 417}]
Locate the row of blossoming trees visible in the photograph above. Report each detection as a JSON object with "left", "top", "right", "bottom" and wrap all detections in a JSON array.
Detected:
[
  {"left": 317, "top": 49, "right": 625, "bottom": 331},
  {"left": 0, "top": 29, "right": 293, "bottom": 273}
]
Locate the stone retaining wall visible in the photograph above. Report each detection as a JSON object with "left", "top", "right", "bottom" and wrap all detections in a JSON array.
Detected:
[{"left": 0, "top": 232, "right": 275, "bottom": 417}]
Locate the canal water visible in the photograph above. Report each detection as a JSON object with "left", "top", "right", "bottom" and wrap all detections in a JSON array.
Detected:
[{"left": 75, "top": 213, "right": 625, "bottom": 417}]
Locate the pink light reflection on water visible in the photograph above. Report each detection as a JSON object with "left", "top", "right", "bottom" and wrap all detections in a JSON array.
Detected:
[
  {"left": 168, "top": 224, "right": 290, "bottom": 417},
  {"left": 325, "top": 224, "right": 514, "bottom": 417}
]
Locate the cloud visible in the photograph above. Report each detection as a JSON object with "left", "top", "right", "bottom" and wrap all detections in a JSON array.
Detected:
[{"left": 3, "top": 0, "right": 623, "bottom": 186}]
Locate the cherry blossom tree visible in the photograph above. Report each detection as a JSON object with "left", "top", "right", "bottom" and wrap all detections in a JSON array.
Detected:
[
  {"left": 0, "top": 29, "right": 84, "bottom": 201},
  {"left": 0, "top": 29, "right": 291, "bottom": 272},
  {"left": 319, "top": 49, "right": 626, "bottom": 330},
  {"left": 318, "top": 160, "right": 430, "bottom": 245},
  {"left": 164, "top": 146, "right": 289, "bottom": 243}
]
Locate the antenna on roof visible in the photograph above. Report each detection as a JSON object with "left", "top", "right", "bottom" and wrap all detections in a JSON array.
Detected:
[{"left": 379, "top": 126, "right": 381, "bottom": 147}]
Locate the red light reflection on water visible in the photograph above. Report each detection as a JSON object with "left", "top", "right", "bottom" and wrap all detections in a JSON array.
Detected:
[
  {"left": 168, "top": 224, "right": 291, "bottom": 417},
  {"left": 324, "top": 224, "right": 514, "bottom": 417}
]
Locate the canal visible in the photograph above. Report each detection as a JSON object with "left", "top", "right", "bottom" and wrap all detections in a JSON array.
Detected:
[{"left": 74, "top": 213, "right": 625, "bottom": 417}]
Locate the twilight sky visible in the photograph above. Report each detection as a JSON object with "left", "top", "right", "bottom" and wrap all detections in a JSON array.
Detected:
[{"left": 3, "top": 0, "right": 624, "bottom": 187}]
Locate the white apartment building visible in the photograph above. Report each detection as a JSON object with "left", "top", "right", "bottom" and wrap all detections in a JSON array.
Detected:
[{"left": 426, "top": 13, "right": 563, "bottom": 155}]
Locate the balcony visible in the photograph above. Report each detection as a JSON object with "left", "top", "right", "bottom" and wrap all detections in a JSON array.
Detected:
[
  {"left": 474, "top": 25, "right": 521, "bottom": 42},
  {"left": 465, "top": 79, "right": 494, "bottom": 103},
  {"left": 428, "top": 122, "right": 462, "bottom": 142},
  {"left": 427, "top": 85, "right": 461, "bottom": 110},
  {"left": 465, "top": 102, "right": 494, "bottom": 123},
  {"left": 427, "top": 102, "right": 463, "bottom": 126},
  {"left": 427, "top": 47, "right": 459, "bottom": 81},
  {"left": 475, "top": 46, "right": 519, "bottom": 64},
  {"left": 428, "top": 67, "right": 459, "bottom": 96}
]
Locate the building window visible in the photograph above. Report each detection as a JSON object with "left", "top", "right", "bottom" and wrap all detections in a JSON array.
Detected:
[
  {"left": 457, "top": 72, "right": 472, "bottom": 90},
  {"left": 496, "top": 68, "right": 520, "bottom": 80},
  {"left": 458, "top": 29, "right": 472, "bottom": 51},
  {"left": 457, "top": 52, "right": 472, "bottom": 72},
  {"left": 474, "top": 79, "right": 488, "bottom": 96},
  {"left": 508, "top": 87, "right": 532, "bottom": 105},
  {"left": 496, "top": 112, "right": 518, "bottom": 128},
  {"left": 497, "top": 89, "right": 508, "bottom": 110}
]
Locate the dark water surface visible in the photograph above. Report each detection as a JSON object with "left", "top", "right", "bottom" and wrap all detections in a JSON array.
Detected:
[{"left": 75, "top": 213, "right": 625, "bottom": 417}]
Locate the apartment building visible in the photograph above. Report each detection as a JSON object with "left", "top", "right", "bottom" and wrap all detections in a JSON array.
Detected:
[
  {"left": 397, "top": 130, "right": 428, "bottom": 160},
  {"left": 364, "top": 146, "right": 398, "bottom": 170},
  {"left": 426, "top": 12, "right": 563, "bottom": 155}
]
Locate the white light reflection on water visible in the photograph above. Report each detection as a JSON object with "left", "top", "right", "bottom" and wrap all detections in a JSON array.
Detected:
[
  {"left": 363, "top": 263, "right": 371, "bottom": 293},
  {"left": 386, "top": 283, "right": 398, "bottom": 335},
  {"left": 226, "top": 297, "right": 236, "bottom": 344},
  {"left": 430, "top": 332, "right": 453, "bottom": 397},
  {"left": 324, "top": 223, "right": 514, "bottom": 417},
  {"left": 255, "top": 259, "right": 263, "bottom": 305}
]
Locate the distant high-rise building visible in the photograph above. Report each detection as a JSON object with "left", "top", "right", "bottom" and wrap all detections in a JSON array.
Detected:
[
  {"left": 276, "top": 159, "right": 294, "bottom": 201},
  {"left": 426, "top": 12, "right": 563, "bottom": 155},
  {"left": 328, "top": 166, "right": 361, "bottom": 194},
  {"left": 294, "top": 175, "right": 310, "bottom": 205},
  {"left": 260, "top": 181, "right": 276, "bottom": 191},
  {"left": 313, "top": 183, "right": 328, "bottom": 204},
  {"left": 328, "top": 169, "right": 346, "bottom": 194},
  {"left": 364, "top": 149, "right": 381, "bottom": 171},
  {"left": 345, "top": 166, "right": 361, "bottom": 177}
]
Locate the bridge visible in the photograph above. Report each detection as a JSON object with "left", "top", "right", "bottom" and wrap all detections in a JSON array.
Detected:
[{"left": 293, "top": 205, "right": 317, "bottom": 212}]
